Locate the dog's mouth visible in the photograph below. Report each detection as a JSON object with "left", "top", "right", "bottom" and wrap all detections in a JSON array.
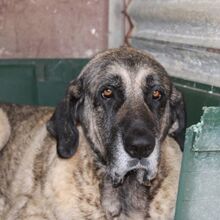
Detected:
[
  {"left": 109, "top": 158, "right": 158, "bottom": 187},
  {"left": 107, "top": 137, "right": 160, "bottom": 187}
]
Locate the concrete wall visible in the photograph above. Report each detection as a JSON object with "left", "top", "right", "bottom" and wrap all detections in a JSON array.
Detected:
[{"left": 0, "top": 0, "right": 108, "bottom": 58}]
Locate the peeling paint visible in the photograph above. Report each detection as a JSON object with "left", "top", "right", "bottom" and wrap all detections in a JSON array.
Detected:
[
  {"left": 0, "top": 47, "right": 11, "bottom": 56},
  {"left": 91, "top": 28, "right": 96, "bottom": 35},
  {"left": 176, "top": 107, "right": 220, "bottom": 219},
  {"left": 85, "top": 49, "right": 94, "bottom": 57},
  {"left": 0, "top": 48, "right": 5, "bottom": 55}
]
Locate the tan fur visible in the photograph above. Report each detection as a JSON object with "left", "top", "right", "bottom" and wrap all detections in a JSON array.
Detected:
[
  {"left": 0, "top": 105, "right": 181, "bottom": 220},
  {"left": 0, "top": 108, "right": 11, "bottom": 151},
  {"left": 148, "top": 138, "right": 182, "bottom": 220},
  {"left": 0, "top": 105, "right": 105, "bottom": 220}
]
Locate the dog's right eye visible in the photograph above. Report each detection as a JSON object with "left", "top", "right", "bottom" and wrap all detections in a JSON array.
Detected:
[
  {"left": 101, "top": 88, "right": 113, "bottom": 99},
  {"left": 152, "top": 90, "right": 162, "bottom": 100}
]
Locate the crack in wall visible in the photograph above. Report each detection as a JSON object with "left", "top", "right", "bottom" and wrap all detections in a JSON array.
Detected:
[{"left": 123, "top": 0, "right": 134, "bottom": 46}]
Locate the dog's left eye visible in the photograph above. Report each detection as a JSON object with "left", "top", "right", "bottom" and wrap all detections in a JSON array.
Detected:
[
  {"left": 102, "top": 88, "right": 113, "bottom": 99},
  {"left": 152, "top": 90, "right": 162, "bottom": 100}
]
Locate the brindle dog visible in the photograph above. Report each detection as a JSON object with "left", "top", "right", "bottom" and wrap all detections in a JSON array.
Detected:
[{"left": 0, "top": 47, "right": 185, "bottom": 220}]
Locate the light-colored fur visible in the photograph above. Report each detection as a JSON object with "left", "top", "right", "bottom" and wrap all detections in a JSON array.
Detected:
[
  {"left": 148, "top": 137, "right": 182, "bottom": 220},
  {"left": 0, "top": 108, "right": 11, "bottom": 151},
  {"left": 0, "top": 107, "right": 181, "bottom": 220},
  {"left": 0, "top": 107, "right": 104, "bottom": 220}
]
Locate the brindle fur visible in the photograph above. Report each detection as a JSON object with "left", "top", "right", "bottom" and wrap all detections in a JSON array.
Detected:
[{"left": 0, "top": 47, "right": 185, "bottom": 220}]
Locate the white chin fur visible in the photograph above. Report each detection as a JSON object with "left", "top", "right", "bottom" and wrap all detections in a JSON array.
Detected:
[{"left": 109, "top": 136, "right": 160, "bottom": 186}]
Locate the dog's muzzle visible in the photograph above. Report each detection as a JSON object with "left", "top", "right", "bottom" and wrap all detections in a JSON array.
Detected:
[{"left": 108, "top": 119, "right": 158, "bottom": 187}]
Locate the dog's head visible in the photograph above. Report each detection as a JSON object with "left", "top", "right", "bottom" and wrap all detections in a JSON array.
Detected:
[{"left": 47, "top": 47, "right": 185, "bottom": 186}]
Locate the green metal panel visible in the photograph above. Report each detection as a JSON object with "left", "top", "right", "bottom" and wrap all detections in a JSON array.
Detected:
[
  {"left": 175, "top": 107, "right": 220, "bottom": 220},
  {"left": 0, "top": 64, "right": 37, "bottom": 104},
  {"left": 0, "top": 59, "right": 89, "bottom": 106},
  {"left": 173, "top": 77, "right": 220, "bottom": 127}
]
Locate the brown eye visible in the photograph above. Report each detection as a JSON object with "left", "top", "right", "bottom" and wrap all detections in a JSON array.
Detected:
[
  {"left": 102, "top": 88, "right": 113, "bottom": 98},
  {"left": 152, "top": 90, "right": 162, "bottom": 100}
]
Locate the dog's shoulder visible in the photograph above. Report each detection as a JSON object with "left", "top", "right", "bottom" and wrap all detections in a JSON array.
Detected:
[
  {"left": 0, "top": 104, "right": 55, "bottom": 185},
  {"left": 42, "top": 126, "right": 105, "bottom": 219},
  {"left": 0, "top": 104, "right": 105, "bottom": 219},
  {"left": 0, "top": 104, "right": 54, "bottom": 130},
  {"left": 0, "top": 104, "right": 54, "bottom": 164},
  {"left": 0, "top": 103, "right": 54, "bottom": 153}
]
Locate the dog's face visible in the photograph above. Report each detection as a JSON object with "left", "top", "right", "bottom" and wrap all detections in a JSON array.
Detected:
[{"left": 47, "top": 47, "right": 185, "bottom": 186}]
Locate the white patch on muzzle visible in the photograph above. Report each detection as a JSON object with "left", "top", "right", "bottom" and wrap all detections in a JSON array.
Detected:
[{"left": 108, "top": 133, "right": 160, "bottom": 186}]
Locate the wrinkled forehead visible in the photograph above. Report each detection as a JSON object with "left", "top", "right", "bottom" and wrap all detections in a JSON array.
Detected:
[{"left": 79, "top": 49, "right": 171, "bottom": 93}]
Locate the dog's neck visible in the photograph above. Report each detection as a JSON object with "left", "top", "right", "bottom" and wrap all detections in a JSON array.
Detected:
[
  {"left": 78, "top": 129, "right": 180, "bottom": 219},
  {"left": 77, "top": 131, "right": 151, "bottom": 218},
  {"left": 100, "top": 162, "right": 166, "bottom": 219},
  {"left": 90, "top": 156, "right": 166, "bottom": 218}
]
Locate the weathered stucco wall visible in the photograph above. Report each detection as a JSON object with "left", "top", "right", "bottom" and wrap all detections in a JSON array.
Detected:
[{"left": 0, "top": 0, "right": 108, "bottom": 58}]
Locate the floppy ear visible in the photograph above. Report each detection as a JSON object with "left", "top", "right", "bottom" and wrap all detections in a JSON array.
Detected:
[
  {"left": 169, "top": 86, "right": 186, "bottom": 151},
  {"left": 47, "top": 79, "right": 83, "bottom": 158}
]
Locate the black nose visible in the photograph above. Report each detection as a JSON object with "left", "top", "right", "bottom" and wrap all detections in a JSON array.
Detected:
[{"left": 124, "top": 126, "right": 155, "bottom": 159}]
